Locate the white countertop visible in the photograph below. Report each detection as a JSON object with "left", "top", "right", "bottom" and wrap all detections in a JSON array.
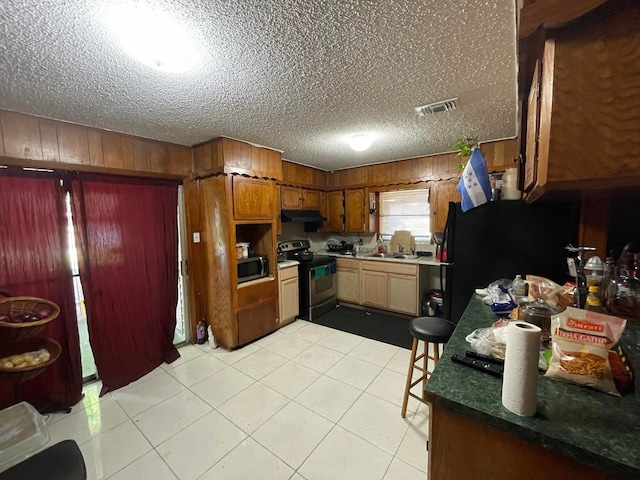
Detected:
[
  {"left": 277, "top": 260, "right": 300, "bottom": 268},
  {"left": 316, "top": 251, "right": 448, "bottom": 266}
]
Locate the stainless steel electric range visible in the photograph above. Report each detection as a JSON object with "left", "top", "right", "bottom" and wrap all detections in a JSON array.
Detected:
[{"left": 278, "top": 240, "right": 338, "bottom": 321}]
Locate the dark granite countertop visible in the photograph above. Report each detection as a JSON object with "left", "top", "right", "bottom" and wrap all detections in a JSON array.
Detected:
[{"left": 425, "top": 295, "right": 640, "bottom": 479}]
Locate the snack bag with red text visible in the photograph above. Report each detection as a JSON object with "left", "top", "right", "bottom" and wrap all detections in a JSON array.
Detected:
[{"left": 545, "top": 307, "right": 627, "bottom": 396}]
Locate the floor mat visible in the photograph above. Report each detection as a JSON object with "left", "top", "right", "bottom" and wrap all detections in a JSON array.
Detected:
[{"left": 311, "top": 305, "right": 413, "bottom": 350}]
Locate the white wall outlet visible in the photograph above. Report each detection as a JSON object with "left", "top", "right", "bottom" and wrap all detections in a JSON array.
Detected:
[{"left": 193, "top": 232, "right": 201, "bottom": 243}]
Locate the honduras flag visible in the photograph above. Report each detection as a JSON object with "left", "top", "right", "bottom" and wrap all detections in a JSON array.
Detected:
[{"left": 457, "top": 148, "right": 492, "bottom": 212}]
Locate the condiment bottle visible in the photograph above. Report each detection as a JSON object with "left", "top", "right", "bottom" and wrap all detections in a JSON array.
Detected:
[{"left": 585, "top": 286, "right": 606, "bottom": 313}]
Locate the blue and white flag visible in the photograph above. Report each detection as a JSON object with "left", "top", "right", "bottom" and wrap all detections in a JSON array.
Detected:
[{"left": 457, "top": 148, "right": 492, "bottom": 212}]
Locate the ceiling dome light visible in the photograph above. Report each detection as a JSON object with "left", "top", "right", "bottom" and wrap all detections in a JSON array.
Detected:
[
  {"left": 348, "top": 134, "right": 373, "bottom": 152},
  {"left": 104, "top": 4, "right": 199, "bottom": 73}
]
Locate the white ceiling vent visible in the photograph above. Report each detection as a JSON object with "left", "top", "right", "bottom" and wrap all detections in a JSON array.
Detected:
[{"left": 414, "top": 98, "right": 458, "bottom": 116}]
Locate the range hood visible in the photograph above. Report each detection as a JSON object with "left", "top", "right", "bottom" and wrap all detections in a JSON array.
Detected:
[{"left": 281, "top": 209, "right": 327, "bottom": 223}]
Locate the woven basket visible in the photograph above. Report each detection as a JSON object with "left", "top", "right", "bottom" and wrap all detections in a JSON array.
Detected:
[
  {"left": 0, "top": 337, "right": 61, "bottom": 384},
  {"left": 0, "top": 296, "right": 60, "bottom": 342}
]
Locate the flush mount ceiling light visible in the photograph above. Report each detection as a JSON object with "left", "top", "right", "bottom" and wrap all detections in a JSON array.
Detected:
[
  {"left": 348, "top": 133, "right": 373, "bottom": 152},
  {"left": 104, "top": 3, "right": 199, "bottom": 73}
]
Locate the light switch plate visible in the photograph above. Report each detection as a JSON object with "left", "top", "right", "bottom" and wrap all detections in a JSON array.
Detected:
[{"left": 193, "top": 232, "right": 201, "bottom": 243}]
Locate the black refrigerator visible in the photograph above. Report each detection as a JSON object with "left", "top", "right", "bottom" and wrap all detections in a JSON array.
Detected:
[{"left": 441, "top": 200, "right": 581, "bottom": 324}]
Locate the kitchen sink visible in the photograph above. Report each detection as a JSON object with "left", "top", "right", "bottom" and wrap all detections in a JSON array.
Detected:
[{"left": 368, "top": 253, "right": 418, "bottom": 260}]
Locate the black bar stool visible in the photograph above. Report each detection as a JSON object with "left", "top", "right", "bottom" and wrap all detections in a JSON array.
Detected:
[
  {"left": 0, "top": 440, "right": 86, "bottom": 480},
  {"left": 401, "top": 316, "right": 455, "bottom": 418}
]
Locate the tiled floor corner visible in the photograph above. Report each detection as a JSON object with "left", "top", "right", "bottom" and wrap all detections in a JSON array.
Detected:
[{"left": 45, "top": 320, "right": 431, "bottom": 479}]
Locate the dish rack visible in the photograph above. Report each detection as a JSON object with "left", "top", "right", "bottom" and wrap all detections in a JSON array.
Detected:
[{"left": 326, "top": 239, "right": 354, "bottom": 252}]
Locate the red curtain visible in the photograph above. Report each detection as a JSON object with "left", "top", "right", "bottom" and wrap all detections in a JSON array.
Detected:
[
  {"left": 0, "top": 168, "right": 83, "bottom": 411},
  {"left": 70, "top": 173, "right": 180, "bottom": 394}
]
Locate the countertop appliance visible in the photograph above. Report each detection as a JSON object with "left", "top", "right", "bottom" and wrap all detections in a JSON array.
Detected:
[
  {"left": 442, "top": 200, "right": 580, "bottom": 324},
  {"left": 237, "top": 255, "right": 269, "bottom": 283},
  {"left": 278, "top": 239, "right": 338, "bottom": 321}
]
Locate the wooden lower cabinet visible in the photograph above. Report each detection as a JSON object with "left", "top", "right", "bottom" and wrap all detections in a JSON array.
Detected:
[
  {"left": 361, "top": 260, "right": 419, "bottom": 315},
  {"left": 336, "top": 258, "right": 360, "bottom": 304},
  {"left": 237, "top": 297, "right": 278, "bottom": 346},
  {"left": 388, "top": 274, "right": 418, "bottom": 315},
  {"left": 278, "top": 265, "right": 299, "bottom": 326},
  {"left": 361, "top": 270, "right": 388, "bottom": 309}
]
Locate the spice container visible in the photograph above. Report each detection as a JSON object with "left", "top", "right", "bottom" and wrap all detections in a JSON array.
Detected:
[
  {"left": 235, "top": 243, "right": 249, "bottom": 259},
  {"left": 521, "top": 298, "right": 562, "bottom": 342}
]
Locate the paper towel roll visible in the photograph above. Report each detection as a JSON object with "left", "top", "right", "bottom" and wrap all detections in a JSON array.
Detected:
[{"left": 501, "top": 321, "right": 541, "bottom": 416}]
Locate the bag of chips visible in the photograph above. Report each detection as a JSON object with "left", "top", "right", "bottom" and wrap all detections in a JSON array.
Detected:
[{"left": 545, "top": 307, "right": 626, "bottom": 396}]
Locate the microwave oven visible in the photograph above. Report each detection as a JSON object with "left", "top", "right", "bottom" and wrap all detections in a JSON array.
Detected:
[{"left": 237, "top": 255, "right": 269, "bottom": 283}]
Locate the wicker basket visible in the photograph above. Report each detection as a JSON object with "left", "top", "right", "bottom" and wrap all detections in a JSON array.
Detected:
[
  {"left": 0, "top": 337, "right": 61, "bottom": 384},
  {"left": 0, "top": 296, "right": 60, "bottom": 342}
]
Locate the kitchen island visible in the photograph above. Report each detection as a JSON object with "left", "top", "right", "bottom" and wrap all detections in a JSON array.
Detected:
[{"left": 425, "top": 295, "right": 640, "bottom": 480}]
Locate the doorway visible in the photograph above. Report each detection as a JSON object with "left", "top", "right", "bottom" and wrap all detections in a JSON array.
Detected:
[{"left": 65, "top": 189, "right": 189, "bottom": 382}]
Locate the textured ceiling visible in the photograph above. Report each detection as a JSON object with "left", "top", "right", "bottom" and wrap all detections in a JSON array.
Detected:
[{"left": 0, "top": 0, "right": 518, "bottom": 171}]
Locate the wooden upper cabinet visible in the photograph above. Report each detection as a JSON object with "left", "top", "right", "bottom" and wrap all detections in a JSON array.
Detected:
[
  {"left": 345, "top": 188, "right": 366, "bottom": 233},
  {"left": 233, "top": 176, "right": 273, "bottom": 221},
  {"left": 325, "top": 190, "right": 344, "bottom": 232},
  {"left": 523, "top": 60, "right": 541, "bottom": 192},
  {"left": 301, "top": 189, "right": 321, "bottom": 210},
  {"left": 522, "top": 2, "right": 640, "bottom": 201},
  {"left": 281, "top": 186, "right": 303, "bottom": 209},
  {"left": 480, "top": 139, "right": 518, "bottom": 172},
  {"left": 518, "top": 0, "right": 608, "bottom": 39},
  {"left": 430, "top": 180, "right": 461, "bottom": 235},
  {"left": 281, "top": 186, "right": 322, "bottom": 210}
]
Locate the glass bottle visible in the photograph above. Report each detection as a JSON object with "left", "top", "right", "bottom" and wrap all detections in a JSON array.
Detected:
[
  {"left": 512, "top": 274, "right": 526, "bottom": 297},
  {"left": 601, "top": 256, "right": 615, "bottom": 307},
  {"left": 585, "top": 286, "right": 606, "bottom": 313}
]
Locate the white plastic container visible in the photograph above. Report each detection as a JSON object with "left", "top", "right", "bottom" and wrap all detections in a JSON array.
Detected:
[
  {"left": 0, "top": 402, "right": 49, "bottom": 473},
  {"left": 235, "top": 242, "right": 249, "bottom": 259},
  {"left": 501, "top": 166, "right": 521, "bottom": 200}
]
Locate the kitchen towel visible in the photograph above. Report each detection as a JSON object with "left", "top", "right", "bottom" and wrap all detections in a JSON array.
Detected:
[
  {"left": 314, "top": 265, "right": 326, "bottom": 278},
  {"left": 326, "top": 258, "right": 337, "bottom": 275},
  {"left": 501, "top": 321, "right": 541, "bottom": 416}
]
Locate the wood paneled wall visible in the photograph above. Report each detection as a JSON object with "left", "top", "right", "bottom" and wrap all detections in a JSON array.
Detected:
[
  {"left": 193, "top": 137, "right": 282, "bottom": 181},
  {"left": 327, "top": 139, "right": 518, "bottom": 190},
  {"left": 281, "top": 160, "right": 328, "bottom": 189},
  {"left": 0, "top": 110, "right": 191, "bottom": 177}
]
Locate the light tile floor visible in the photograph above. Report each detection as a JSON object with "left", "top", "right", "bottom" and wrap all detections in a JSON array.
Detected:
[{"left": 45, "top": 320, "right": 432, "bottom": 480}]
